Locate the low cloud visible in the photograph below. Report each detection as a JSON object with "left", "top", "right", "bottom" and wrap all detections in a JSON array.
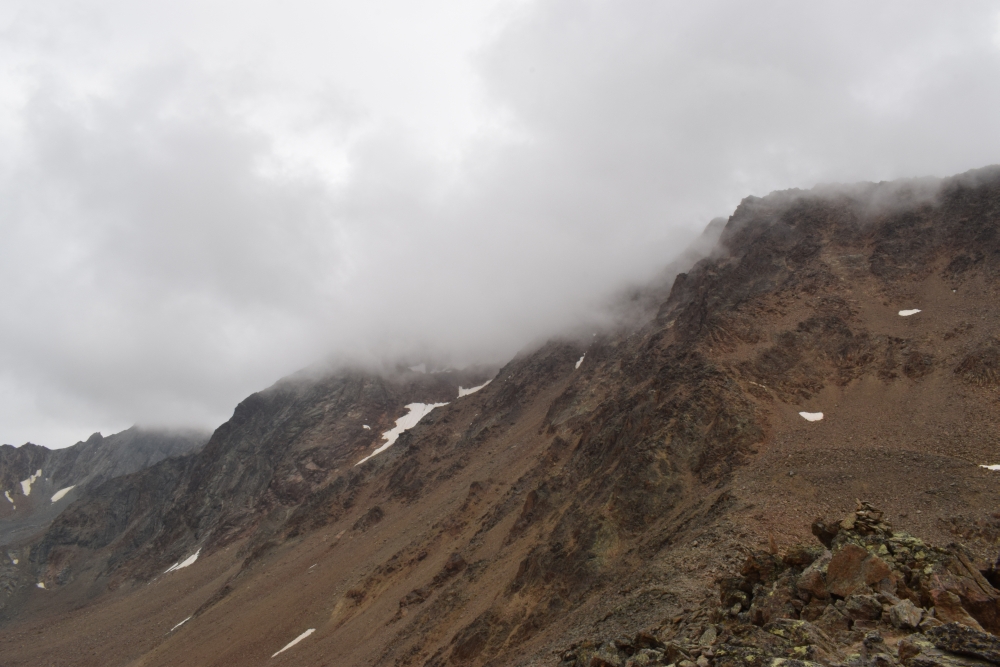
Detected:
[{"left": 0, "top": 0, "right": 999, "bottom": 446}]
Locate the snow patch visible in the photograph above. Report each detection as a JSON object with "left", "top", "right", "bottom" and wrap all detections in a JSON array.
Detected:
[
  {"left": 356, "top": 403, "right": 448, "bottom": 466},
  {"left": 575, "top": 354, "right": 585, "bottom": 369},
  {"left": 408, "top": 363, "right": 426, "bottom": 373},
  {"left": 11, "top": 557, "right": 18, "bottom": 565},
  {"left": 51, "top": 486, "right": 75, "bottom": 503},
  {"left": 20, "top": 469, "right": 41, "bottom": 496},
  {"left": 36, "top": 582, "right": 45, "bottom": 589},
  {"left": 458, "top": 380, "right": 491, "bottom": 398},
  {"left": 3, "top": 491, "right": 11, "bottom": 504},
  {"left": 272, "top": 628, "right": 315, "bottom": 657},
  {"left": 898, "top": 309, "right": 921, "bottom": 317},
  {"left": 980, "top": 465, "right": 1000, "bottom": 471},
  {"left": 170, "top": 616, "right": 192, "bottom": 632},
  {"left": 799, "top": 412, "right": 824, "bottom": 422},
  {"left": 164, "top": 549, "right": 201, "bottom": 574},
  {"left": 362, "top": 424, "right": 371, "bottom": 430}
]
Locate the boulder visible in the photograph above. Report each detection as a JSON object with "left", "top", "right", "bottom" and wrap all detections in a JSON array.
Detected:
[
  {"left": 861, "top": 631, "right": 891, "bottom": 663},
  {"left": 844, "top": 594, "right": 882, "bottom": 621},
  {"left": 796, "top": 550, "right": 832, "bottom": 600},
  {"left": 928, "top": 551, "right": 1000, "bottom": 634},
  {"left": 890, "top": 599, "right": 925, "bottom": 630},
  {"left": 932, "top": 590, "right": 986, "bottom": 632},
  {"left": 926, "top": 623, "right": 1000, "bottom": 664},
  {"left": 624, "top": 649, "right": 664, "bottom": 667},
  {"left": 750, "top": 573, "right": 800, "bottom": 626},
  {"left": 590, "top": 645, "right": 624, "bottom": 667},
  {"left": 898, "top": 633, "right": 995, "bottom": 667},
  {"left": 814, "top": 605, "right": 850, "bottom": 637},
  {"left": 826, "top": 544, "right": 893, "bottom": 597}
]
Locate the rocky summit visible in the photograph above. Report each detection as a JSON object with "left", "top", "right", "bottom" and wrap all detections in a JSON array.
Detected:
[
  {"left": 1, "top": 166, "right": 1000, "bottom": 666},
  {"left": 560, "top": 502, "right": 1000, "bottom": 667}
]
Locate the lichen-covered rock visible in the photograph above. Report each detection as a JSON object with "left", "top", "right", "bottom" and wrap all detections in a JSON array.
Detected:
[
  {"left": 926, "top": 622, "right": 1000, "bottom": 664},
  {"left": 898, "top": 633, "right": 995, "bottom": 667},
  {"left": 890, "top": 600, "right": 925, "bottom": 630},
  {"left": 589, "top": 644, "right": 625, "bottom": 667},
  {"left": 713, "top": 644, "right": 770, "bottom": 667},
  {"left": 560, "top": 504, "right": 1000, "bottom": 667},
  {"left": 826, "top": 543, "right": 894, "bottom": 597},
  {"left": 796, "top": 550, "right": 832, "bottom": 600},
  {"left": 768, "top": 659, "right": 825, "bottom": 667},
  {"left": 624, "top": 648, "right": 666, "bottom": 667},
  {"left": 763, "top": 619, "right": 837, "bottom": 660}
]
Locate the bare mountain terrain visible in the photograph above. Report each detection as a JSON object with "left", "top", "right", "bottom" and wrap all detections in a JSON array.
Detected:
[
  {"left": 1, "top": 166, "right": 999, "bottom": 666},
  {"left": 0, "top": 427, "right": 209, "bottom": 551}
]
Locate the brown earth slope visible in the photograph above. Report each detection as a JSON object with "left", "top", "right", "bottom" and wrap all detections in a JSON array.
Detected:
[{"left": 0, "top": 166, "right": 999, "bottom": 666}]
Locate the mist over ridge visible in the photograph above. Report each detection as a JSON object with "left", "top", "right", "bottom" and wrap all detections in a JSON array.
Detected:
[{"left": 1, "top": 1, "right": 999, "bottom": 447}]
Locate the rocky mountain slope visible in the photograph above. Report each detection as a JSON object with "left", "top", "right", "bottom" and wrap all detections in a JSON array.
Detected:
[
  {"left": 0, "top": 427, "right": 209, "bottom": 549},
  {"left": 0, "top": 166, "right": 998, "bottom": 667},
  {"left": 561, "top": 502, "right": 1000, "bottom": 667}
]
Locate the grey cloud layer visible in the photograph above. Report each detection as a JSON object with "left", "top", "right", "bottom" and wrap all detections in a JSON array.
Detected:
[{"left": 1, "top": 0, "right": 998, "bottom": 446}]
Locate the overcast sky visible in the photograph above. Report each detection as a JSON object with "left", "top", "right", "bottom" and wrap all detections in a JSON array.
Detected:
[{"left": 1, "top": 1, "right": 999, "bottom": 448}]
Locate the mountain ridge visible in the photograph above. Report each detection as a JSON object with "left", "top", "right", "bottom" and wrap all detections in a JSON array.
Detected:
[{"left": 0, "top": 165, "right": 998, "bottom": 666}]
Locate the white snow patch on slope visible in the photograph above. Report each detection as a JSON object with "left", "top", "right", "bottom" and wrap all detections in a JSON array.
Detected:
[
  {"left": 3, "top": 491, "right": 11, "bottom": 504},
  {"left": 898, "top": 309, "right": 921, "bottom": 317},
  {"left": 356, "top": 403, "right": 448, "bottom": 466},
  {"left": 575, "top": 354, "right": 585, "bottom": 369},
  {"left": 36, "top": 582, "right": 45, "bottom": 589},
  {"left": 20, "top": 469, "right": 41, "bottom": 496},
  {"left": 170, "top": 616, "right": 192, "bottom": 632},
  {"left": 363, "top": 424, "right": 371, "bottom": 430},
  {"left": 272, "top": 628, "right": 315, "bottom": 657},
  {"left": 981, "top": 465, "right": 1000, "bottom": 471},
  {"left": 164, "top": 549, "right": 201, "bottom": 574},
  {"left": 51, "top": 486, "right": 75, "bottom": 503},
  {"left": 11, "top": 557, "right": 18, "bottom": 565},
  {"left": 409, "top": 363, "right": 427, "bottom": 373},
  {"left": 799, "top": 412, "right": 824, "bottom": 422},
  {"left": 458, "top": 380, "right": 491, "bottom": 398}
]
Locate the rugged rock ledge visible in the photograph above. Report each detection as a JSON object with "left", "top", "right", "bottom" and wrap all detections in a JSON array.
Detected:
[{"left": 561, "top": 503, "right": 1000, "bottom": 667}]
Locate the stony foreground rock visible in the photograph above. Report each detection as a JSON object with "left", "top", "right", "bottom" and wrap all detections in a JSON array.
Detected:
[{"left": 560, "top": 503, "right": 1000, "bottom": 667}]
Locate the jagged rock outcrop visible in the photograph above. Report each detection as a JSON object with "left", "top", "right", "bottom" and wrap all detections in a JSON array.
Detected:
[
  {"left": 561, "top": 504, "right": 1000, "bottom": 667},
  {"left": 19, "top": 366, "right": 493, "bottom": 593},
  {"left": 0, "top": 427, "right": 209, "bottom": 548}
]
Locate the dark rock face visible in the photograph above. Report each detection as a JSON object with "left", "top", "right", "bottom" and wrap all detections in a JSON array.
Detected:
[
  {"left": 18, "top": 366, "right": 492, "bottom": 590},
  {"left": 0, "top": 427, "right": 208, "bottom": 616},
  {"left": 0, "top": 427, "right": 209, "bottom": 548}
]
